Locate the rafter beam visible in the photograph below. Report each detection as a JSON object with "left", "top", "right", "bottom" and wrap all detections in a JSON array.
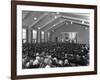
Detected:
[
  {"left": 45, "top": 19, "right": 66, "bottom": 31},
  {"left": 65, "top": 19, "right": 89, "bottom": 26},
  {"left": 29, "top": 13, "right": 48, "bottom": 28},
  {"left": 40, "top": 15, "right": 61, "bottom": 29},
  {"left": 61, "top": 16, "right": 89, "bottom": 23}
]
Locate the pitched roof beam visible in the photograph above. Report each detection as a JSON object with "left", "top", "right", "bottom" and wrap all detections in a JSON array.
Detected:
[
  {"left": 40, "top": 15, "right": 61, "bottom": 29},
  {"left": 61, "top": 16, "right": 89, "bottom": 25},
  {"left": 29, "top": 13, "right": 48, "bottom": 28},
  {"left": 44, "top": 19, "right": 66, "bottom": 31}
]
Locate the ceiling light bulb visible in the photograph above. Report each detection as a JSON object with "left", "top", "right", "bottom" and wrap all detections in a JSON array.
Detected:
[
  {"left": 55, "top": 16, "right": 57, "bottom": 19},
  {"left": 34, "top": 17, "right": 37, "bottom": 20},
  {"left": 71, "top": 22, "right": 73, "bottom": 24},
  {"left": 53, "top": 24, "right": 55, "bottom": 26},
  {"left": 82, "top": 21, "right": 84, "bottom": 24},
  {"left": 38, "top": 27, "right": 40, "bottom": 30}
]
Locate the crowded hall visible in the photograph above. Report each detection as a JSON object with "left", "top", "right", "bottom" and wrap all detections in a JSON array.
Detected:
[{"left": 22, "top": 11, "right": 90, "bottom": 69}]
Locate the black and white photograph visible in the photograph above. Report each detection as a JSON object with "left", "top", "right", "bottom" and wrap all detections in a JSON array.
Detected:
[
  {"left": 22, "top": 11, "right": 90, "bottom": 69},
  {"left": 11, "top": 1, "right": 97, "bottom": 79},
  {"left": 17, "top": 4, "right": 95, "bottom": 75}
]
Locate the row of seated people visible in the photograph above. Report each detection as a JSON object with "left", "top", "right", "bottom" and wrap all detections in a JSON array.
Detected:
[{"left": 22, "top": 42, "right": 89, "bottom": 69}]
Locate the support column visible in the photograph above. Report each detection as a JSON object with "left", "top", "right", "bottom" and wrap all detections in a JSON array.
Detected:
[
  {"left": 28, "top": 28, "right": 32, "bottom": 43},
  {"left": 44, "top": 31, "right": 48, "bottom": 43},
  {"left": 49, "top": 31, "right": 52, "bottom": 42},
  {"left": 26, "top": 29, "right": 28, "bottom": 43},
  {"left": 76, "top": 32, "right": 77, "bottom": 43}
]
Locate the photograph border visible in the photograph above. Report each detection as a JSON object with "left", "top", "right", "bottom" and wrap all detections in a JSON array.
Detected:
[{"left": 11, "top": 0, "right": 97, "bottom": 80}]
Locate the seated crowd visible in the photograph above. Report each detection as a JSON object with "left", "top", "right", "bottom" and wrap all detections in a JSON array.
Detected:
[{"left": 22, "top": 42, "right": 89, "bottom": 69}]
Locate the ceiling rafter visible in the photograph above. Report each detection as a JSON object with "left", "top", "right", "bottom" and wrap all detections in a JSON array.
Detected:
[
  {"left": 29, "top": 13, "right": 48, "bottom": 28},
  {"left": 53, "top": 21, "right": 67, "bottom": 31},
  {"left": 44, "top": 19, "right": 66, "bottom": 31},
  {"left": 61, "top": 16, "right": 89, "bottom": 23},
  {"left": 40, "top": 15, "right": 61, "bottom": 29},
  {"left": 65, "top": 19, "right": 89, "bottom": 27}
]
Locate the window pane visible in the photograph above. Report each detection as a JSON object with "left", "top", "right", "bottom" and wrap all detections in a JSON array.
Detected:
[
  {"left": 33, "top": 30, "right": 37, "bottom": 39},
  {"left": 23, "top": 33, "right": 26, "bottom": 39},
  {"left": 23, "top": 29, "right": 26, "bottom": 33},
  {"left": 41, "top": 31, "right": 44, "bottom": 39},
  {"left": 71, "top": 32, "right": 76, "bottom": 40},
  {"left": 22, "top": 29, "right": 26, "bottom": 39}
]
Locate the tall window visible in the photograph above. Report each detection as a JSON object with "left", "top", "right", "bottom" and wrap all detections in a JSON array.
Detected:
[
  {"left": 22, "top": 29, "right": 27, "bottom": 43},
  {"left": 41, "top": 31, "right": 44, "bottom": 42},
  {"left": 32, "top": 30, "right": 37, "bottom": 43},
  {"left": 69, "top": 32, "right": 77, "bottom": 43},
  {"left": 71, "top": 33, "right": 76, "bottom": 40}
]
